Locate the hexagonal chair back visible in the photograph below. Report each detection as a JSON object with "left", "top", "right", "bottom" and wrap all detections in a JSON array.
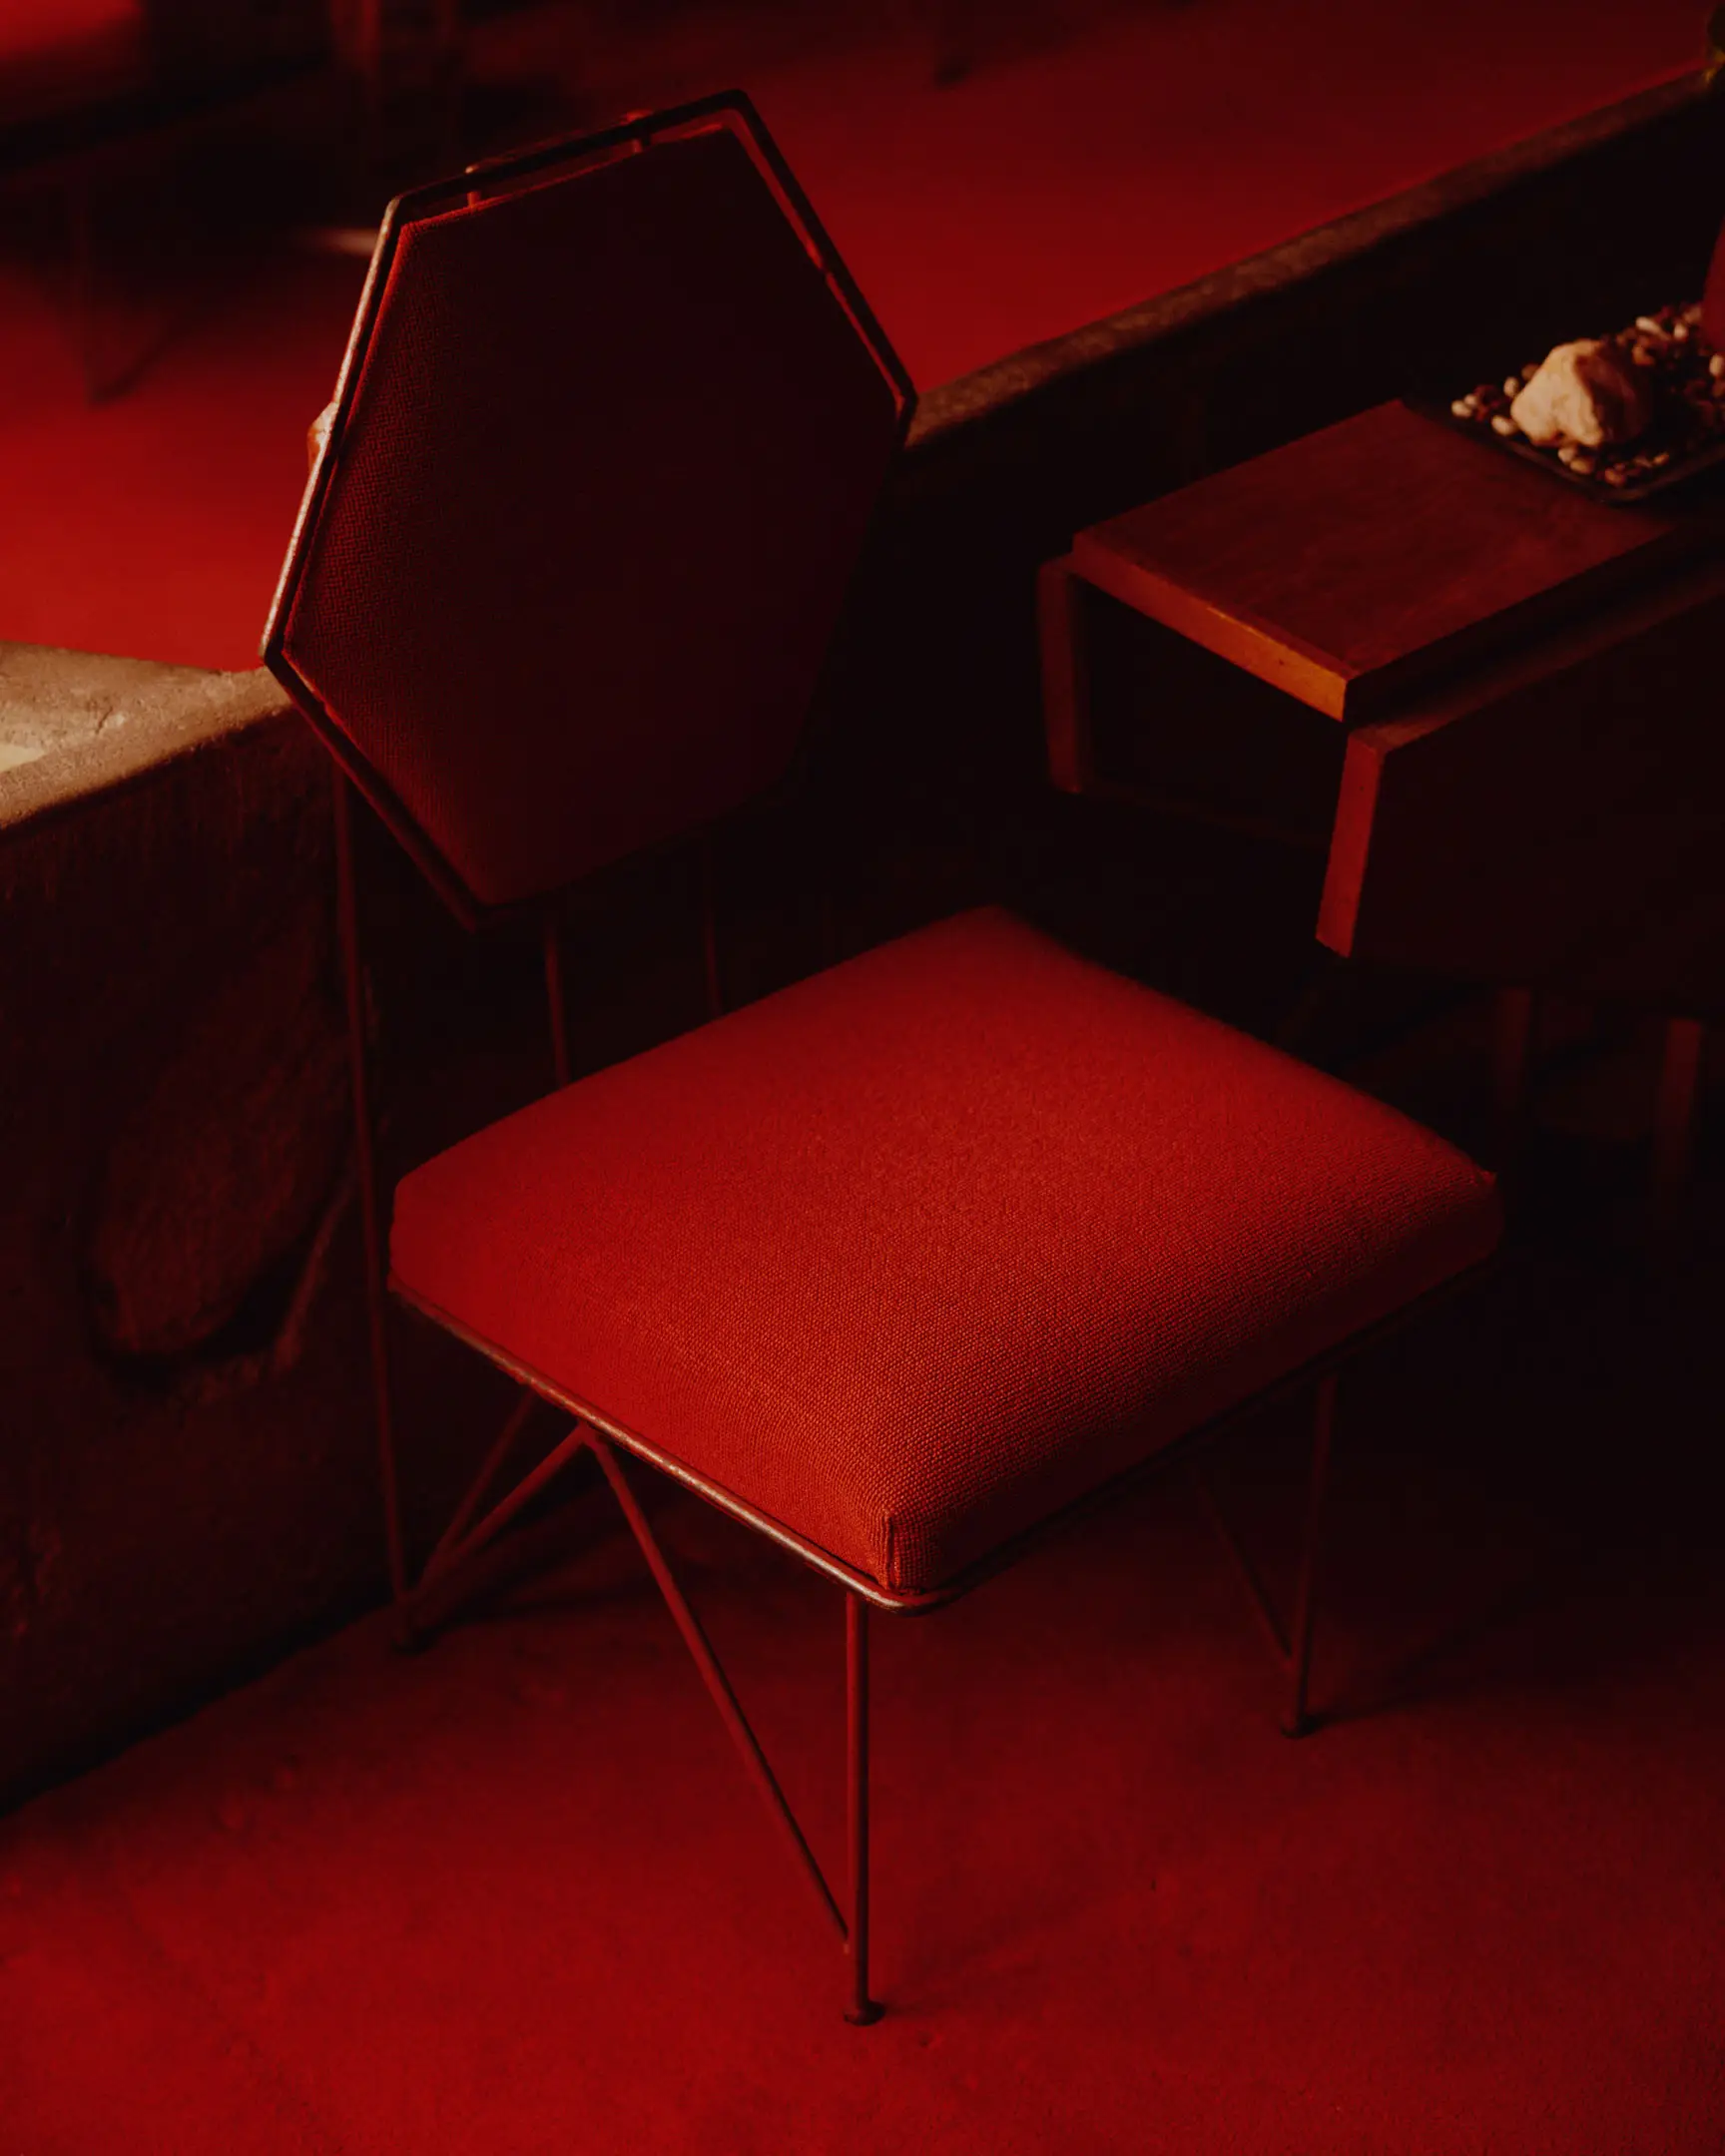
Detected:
[{"left": 267, "top": 97, "right": 910, "bottom": 924}]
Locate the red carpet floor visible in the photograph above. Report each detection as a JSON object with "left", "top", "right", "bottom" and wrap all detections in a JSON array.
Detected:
[
  {"left": 0, "top": 0, "right": 1704, "bottom": 670},
  {"left": 4, "top": 1251, "right": 1725, "bottom": 2151}
]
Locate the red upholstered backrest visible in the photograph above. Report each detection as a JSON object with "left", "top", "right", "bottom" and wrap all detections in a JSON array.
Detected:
[{"left": 265, "top": 101, "right": 911, "bottom": 919}]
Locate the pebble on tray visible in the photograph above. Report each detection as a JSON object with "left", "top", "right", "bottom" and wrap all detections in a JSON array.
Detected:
[{"left": 1509, "top": 338, "right": 1653, "bottom": 448}]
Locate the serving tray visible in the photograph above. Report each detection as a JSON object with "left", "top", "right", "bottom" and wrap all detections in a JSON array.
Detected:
[
  {"left": 1405, "top": 393, "right": 1725, "bottom": 505},
  {"left": 1407, "top": 303, "right": 1725, "bottom": 505}
]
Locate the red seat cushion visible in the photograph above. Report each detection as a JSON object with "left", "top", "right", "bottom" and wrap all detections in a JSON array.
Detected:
[{"left": 390, "top": 908, "right": 1500, "bottom": 1596}]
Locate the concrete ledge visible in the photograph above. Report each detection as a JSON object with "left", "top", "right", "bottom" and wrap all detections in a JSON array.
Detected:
[{"left": 0, "top": 644, "right": 292, "bottom": 849}]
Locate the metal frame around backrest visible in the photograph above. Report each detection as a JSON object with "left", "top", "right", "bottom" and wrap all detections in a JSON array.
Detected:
[{"left": 267, "top": 90, "right": 916, "bottom": 933}]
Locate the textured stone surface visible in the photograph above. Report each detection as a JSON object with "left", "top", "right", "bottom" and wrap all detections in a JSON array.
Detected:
[
  {"left": 0, "top": 645, "right": 288, "bottom": 839},
  {"left": 84, "top": 913, "right": 349, "bottom": 1358},
  {"left": 0, "top": 638, "right": 576, "bottom": 1808}
]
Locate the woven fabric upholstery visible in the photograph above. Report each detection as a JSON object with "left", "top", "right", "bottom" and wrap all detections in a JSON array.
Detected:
[
  {"left": 391, "top": 908, "right": 1500, "bottom": 1595},
  {"left": 278, "top": 123, "right": 901, "bottom": 911}
]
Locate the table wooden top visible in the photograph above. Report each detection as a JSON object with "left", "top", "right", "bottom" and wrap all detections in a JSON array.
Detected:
[{"left": 1072, "top": 401, "right": 1719, "bottom": 722}]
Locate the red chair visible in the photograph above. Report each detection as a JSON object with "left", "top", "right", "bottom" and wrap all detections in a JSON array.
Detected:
[{"left": 264, "top": 94, "right": 1501, "bottom": 2024}]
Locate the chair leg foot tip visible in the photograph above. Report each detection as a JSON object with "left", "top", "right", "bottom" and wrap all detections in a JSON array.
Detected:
[
  {"left": 844, "top": 1999, "right": 885, "bottom": 2027},
  {"left": 1281, "top": 1713, "right": 1314, "bottom": 1740}
]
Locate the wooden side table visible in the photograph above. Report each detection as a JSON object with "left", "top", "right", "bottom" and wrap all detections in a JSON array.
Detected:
[{"left": 1040, "top": 401, "right": 1725, "bottom": 1227}]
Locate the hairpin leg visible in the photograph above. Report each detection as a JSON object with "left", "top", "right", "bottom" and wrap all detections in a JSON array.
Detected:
[
  {"left": 334, "top": 769, "right": 410, "bottom": 1638},
  {"left": 543, "top": 905, "right": 572, "bottom": 1088},
  {"left": 1283, "top": 1371, "right": 1337, "bottom": 1739},
  {"left": 1193, "top": 1368, "right": 1340, "bottom": 1737},
  {"left": 846, "top": 1592, "right": 883, "bottom": 2024}
]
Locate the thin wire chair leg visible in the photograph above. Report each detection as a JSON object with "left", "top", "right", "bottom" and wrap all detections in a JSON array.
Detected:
[
  {"left": 1284, "top": 1371, "right": 1338, "bottom": 1739},
  {"left": 334, "top": 769, "right": 411, "bottom": 1640},
  {"left": 542, "top": 905, "right": 572, "bottom": 1089},
  {"left": 1190, "top": 1460, "right": 1290, "bottom": 1665},
  {"left": 587, "top": 1435, "right": 847, "bottom": 1942},
  {"left": 845, "top": 1592, "right": 883, "bottom": 2025},
  {"left": 416, "top": 1419, "right": 588, "bottom": 1597},
  {"left": 424, "top": 1389, "right": 540, "bottom": 1577}
]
